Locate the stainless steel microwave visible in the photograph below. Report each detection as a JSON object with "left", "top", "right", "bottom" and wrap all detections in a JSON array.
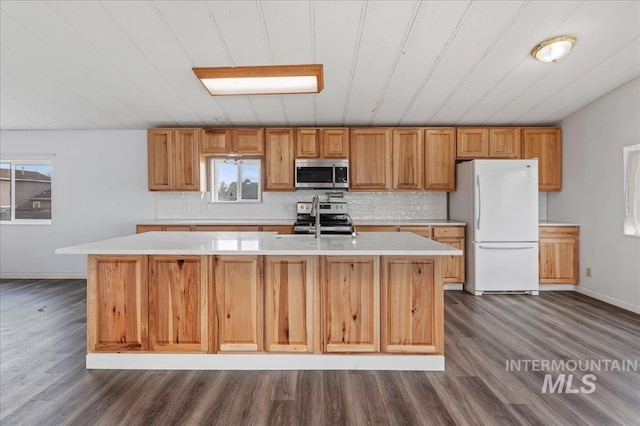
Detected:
[{"left": 295, "top": 159, "right": 349, "bottom": 189}]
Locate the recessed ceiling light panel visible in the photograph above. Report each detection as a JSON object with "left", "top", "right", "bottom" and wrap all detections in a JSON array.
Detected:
[
  {"left": 531, "top": 35, "right": 577, "bottom": 63},
  {"left": 193, "top": 64, "right": 323, "bottom": 96}
]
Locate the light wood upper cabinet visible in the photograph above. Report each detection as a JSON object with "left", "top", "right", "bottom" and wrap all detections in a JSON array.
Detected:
[
  {"left": 265, "top": 128, "right": 295, "bottom": 191},
  {"left": 148, "top": 128, "right": 200, "bottom": 191},
  {"left": 264, "top": 256, "right": 318, "bottom": 353},
  {"left": 489, "top": 128, "right": 521, "bottom": 158},
  {"left": 295, "top": 128, "right": 349, "bottom": 158},
  {"left": 87, "top": 255, "right": 148, "bottom": 352},
  {"left": 522, "top": 127, "right": 562, "bottom": 191},
  {"left": 200, "top": 128, "right": 264, "bottom": 155},
  {"left": 381, "top": 256, "right": 443, "bottom": 354},
  {"left": 213, "top": 256, "right": 264, "bottom": 352},
  {"left": 321, "top": 256, "right": 380, "bottom": 353},
  {"left": 392, "top": 128, "right": 424, "bottom": 190},
  {"left": 539, "top": 226, "right": 579, "bottom": 284},
  {"left": 432, "top": 226, "right": 465, "bottom": 283},
  {"left": 148, "top": 256, "right": 208, "bottom": 352},
  {"left": 424, "top": 128, "right": 456, "bottom": 191},
  {"left": 457, "top": 128, "right": 489, "bottom": 159},
  {"left": 350, "top": 128, "right": 392, "bottom": 190}
]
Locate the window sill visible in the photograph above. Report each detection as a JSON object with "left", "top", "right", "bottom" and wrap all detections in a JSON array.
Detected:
[{"left": 0, "top": 220, "right": 52, "bottom": 226}]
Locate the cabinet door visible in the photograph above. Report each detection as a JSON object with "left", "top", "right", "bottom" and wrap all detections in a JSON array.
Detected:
[
  {"left": 539, "top": 227, "right": 578, "bottom": 283},
  {"left": 398, "top": 226, "right": 432, "bottom": 238},
  {"left": 214, "top": 256, "right": 264, "bottom": 352},
  {"left": 350, "top": 128, "right": 391, "bottom": 190},
  {"left": 87, "top": 255, "right": 148, "bottom": 352},
  {"left": 173, "top": 129, "right": 200, "bottom": 191},
  {"left": 148, "top": 129, "right": 173, "bottom": 190},
  {"left": 264, "top": 256, "right": 317, "bottom": 353},
  {"left": 424, "top": 128, "right": 456, "bottom": 191},
  {"left": 522, "top": 128, "right": 562, "bottom": 191},
  {"left": 321, "top": 128, "right": 349, "bottom": 158},
  {"left": 357, "top": 226, "right": 398, "bottom": 232},
  {"left": 136, "top": 225, "right": 164, "bottom": 233},
  {"left": 392, "top": 128, "right": 424, "bottom": 190},
  {"left": 296, "top": 128, "right": 320, "bottom": 158},
  {"left": 433, "top": 226, "right": 465, "bottom": 283},
  {"left": 321, "top": 256, "right": 379, "bottom": 352},
  {"left": 232, "top": 128, "right": 264, "bottom": 154},
  {"left": 201, "top": 128, "right": 232, "bottom": 154},
  {"left": 265, "top": 128, "right": 295, "bottom": 190},
  {"left": 381, "top": 256, "right": 443, "bottom": 354},
  {"left": 489, "top": 128, "right": 521, "bottom": 158},
  {"left": 149, "top": 256, "right": 208, "bottom": 352},
  {"left": 260, "top": 225, "right": 294, "bottom": 234},
  {"left": 456, "top": 128, "right": 489, "bottom": 159}
]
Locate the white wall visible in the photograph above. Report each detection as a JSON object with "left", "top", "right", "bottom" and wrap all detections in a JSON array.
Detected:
[
  {"left": 549, "top": 77, "right": 640, "bottom": 313},
  {"left": 0, "top": 130, "right": 156, "bottom": 278}
]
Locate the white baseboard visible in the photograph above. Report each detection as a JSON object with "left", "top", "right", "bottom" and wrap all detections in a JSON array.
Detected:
[
  {"left": 577, "top": 287, "right": 640, "bottom": 314},
  {"left": 444, "top": 283, "right": 463, "bottom": 291},
  {"left": 0, "top": 272, "right": 86, "bottom": 279},
  {"left": 539, "top": 284, "right": 577, "bottom": 291},
  {"left": 86, "top": 353, "right": 445, "bottom": 371}
]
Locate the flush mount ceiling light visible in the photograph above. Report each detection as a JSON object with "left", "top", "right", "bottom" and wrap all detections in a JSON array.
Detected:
[
  {"left": 531, "top": 35, "right": 577, "bottom": 63},
  {"left": 193, "top": 64, "right": 323, "bottom": 95}
]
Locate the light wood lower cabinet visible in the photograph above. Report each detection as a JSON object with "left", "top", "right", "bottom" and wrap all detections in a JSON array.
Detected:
[
  {"left": 213, "top": 255, "right": 264, "bottom": 352},
  {"left": 87, "top": 255, "right": 148, "bottom": 352},
  {"left": 539, "top": 226, "right": 579, "bottom": 284},
  {"left": 264, "top": 256, "right": 318, "bottom": 353},
  {"left": 148, "top": 256, "right": 208, "bottom": 352},
  {"left": 321, "top": 256, "right": 380, "bottom": 353},
  {"left": 432, "top": 227, "right": 465, "bottom": 283},
  {"left": 381, "top": 256, "right": 443, "bottom": 354}
]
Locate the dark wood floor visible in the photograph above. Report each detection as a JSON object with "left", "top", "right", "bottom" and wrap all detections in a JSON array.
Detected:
[{"left": 1, "top": 279, "right": 639, "bottom": 425}]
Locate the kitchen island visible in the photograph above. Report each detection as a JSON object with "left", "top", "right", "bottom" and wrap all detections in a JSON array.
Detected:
[{"left": 56, "top": 231, "right": 461, "bottom": 371}]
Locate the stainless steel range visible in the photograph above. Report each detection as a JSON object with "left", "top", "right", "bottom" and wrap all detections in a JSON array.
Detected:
[{"left": 293, "top": 201, "right": 354, "bottom": 235}]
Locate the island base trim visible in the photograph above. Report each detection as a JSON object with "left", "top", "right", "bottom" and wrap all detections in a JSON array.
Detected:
[{"left": 86, "top": 353, "right": 445, "bottom": 371}]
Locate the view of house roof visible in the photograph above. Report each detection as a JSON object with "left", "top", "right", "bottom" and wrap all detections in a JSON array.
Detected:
[
  {"left": 31, "top": 189, "right": 52, "bottom": 201},
  {"left": 0, "top": 169, "right": 51, "bottom": 182}
]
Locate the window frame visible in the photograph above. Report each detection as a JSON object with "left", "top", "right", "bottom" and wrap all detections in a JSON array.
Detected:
[
  {"left": 0, "top": 159, "right": 52, "bottom": 225},
  {"left": 209, "top": 157, "right": 262, "bottom": 203}
]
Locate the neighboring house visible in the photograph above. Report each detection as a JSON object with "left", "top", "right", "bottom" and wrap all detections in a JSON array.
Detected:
[
  {"left": 218, "top": 180, "right": 258, "bottom": 201},
  {"left": 0, "top": 168, "right": 51, "bottom": 219}
]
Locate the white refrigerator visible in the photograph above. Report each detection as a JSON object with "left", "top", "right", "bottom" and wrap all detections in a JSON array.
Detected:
[{"left": 449, "top": 160, "right": 539, "bottom": 295}]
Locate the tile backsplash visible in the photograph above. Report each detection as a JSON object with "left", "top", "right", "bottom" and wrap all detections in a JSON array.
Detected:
[{"left": 156, "top": 191, "right": 548, "bottom": 221}]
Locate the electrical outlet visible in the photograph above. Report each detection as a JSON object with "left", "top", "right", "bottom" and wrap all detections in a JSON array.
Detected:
[
  {"left": 586, "top": 267, "right": 592, "bottom": 277},
  {"left": 369, "top": 203, "right": 378, "bottom": 212}
]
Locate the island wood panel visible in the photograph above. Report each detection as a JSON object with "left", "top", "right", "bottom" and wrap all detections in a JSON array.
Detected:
[
  {"left": 539, "top": 226, "right": 579, "bottom": 284},
  {"left": 148, "top": 256, "right": 208, "bottom": 352},
  {"left": 489, "top": 128, "right": 521, "bottom": 158},
  {"left": 264, "top": 256, "right": 317, "bottom": 352},
  {"left": 392, "top": 128, "right": 424, "bottom": 190},
  {"left": 456, "top": 128, "right": 489, "bottom": 159},
  {"left": 424, "top": 128, "right": 456, "bottom": 191},
  {"left": 321, "top": 256, "right": 380, "bottom": 353},
  {"left": 522, "top": 127, "right": 562, "bottom": 191},
  {"left": 213, "top": 255, "right": 264, "bottom": 352},
  {"left": 87, "top": 255, "right": 148, "bottom": 352},
  {"left": 265, "top": 128, "right": 295, "bottom": 190},
  {"left": 381, "top": 256, "right": 442, "bottom": 354},
  {"left": 147, "top": 129, "right": 172, "bottom": 190},
  {"left": 349, "top": 128, "right": 392, "bottom": 190}
]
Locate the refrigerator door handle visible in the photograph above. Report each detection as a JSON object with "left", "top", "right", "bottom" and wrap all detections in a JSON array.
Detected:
[
  {"left": 478, "top": 244, "right": 537, "bottom": 249},
  {"left": 476, "top": 175, "right": 481, "bottom": 230}
]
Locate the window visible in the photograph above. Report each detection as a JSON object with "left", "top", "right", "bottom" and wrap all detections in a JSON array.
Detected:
[
  {"left": 623, "top": 144, "right": 640, "bottom": 237},
  {"left": 0, "top": 161, "right": 52, "bottom": 223},
  {"left": 209, "top": 158, "right": 261, "bottom": 203}
]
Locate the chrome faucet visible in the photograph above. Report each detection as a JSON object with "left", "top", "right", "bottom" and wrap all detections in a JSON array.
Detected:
[
  {"left": 346, "top": 213, "right": 357, "bottom": 238},
  {"left": 310, "top": 195, "right": 321, "bottom": 238}
]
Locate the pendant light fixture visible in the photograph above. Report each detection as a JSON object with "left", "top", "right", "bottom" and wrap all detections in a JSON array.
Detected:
[
  {"left": 193, "top": 64, "right": 323, "bottom": 96},
  {"left": 531, "top": 35, "right": 577, "bottom": 63}
]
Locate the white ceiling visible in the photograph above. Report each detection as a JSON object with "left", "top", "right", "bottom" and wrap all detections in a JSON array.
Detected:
[{"left": 1, "top": 0, "right": 639, "bottom": 130}]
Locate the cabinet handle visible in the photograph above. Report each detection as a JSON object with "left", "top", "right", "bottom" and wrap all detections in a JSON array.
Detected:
[{"left": 476, "top": 175, "right": 481, "bottom": 230}]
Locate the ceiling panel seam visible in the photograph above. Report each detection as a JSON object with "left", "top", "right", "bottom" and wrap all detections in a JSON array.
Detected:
[
  {"left": 309, "top": 0, "right": 317, "bottom": 126},
  {"left": 396, "top": 0, "right": 474, "bottom": 126},
  {"left": 480, "top": 0, "right": 587, "bottom": 124},
  {"left": 255, "top": 0, "right": 288, "bottom": 126},
  {"left": 515, "top": 36, "right": 640, "bottom": 124},
  {"left": 151, "top": 1, "right": 233, "bottom": 127},
  {"left": 367, "top": 0, "right": 422, "bottom": 125},
  {"left": 427, "top": 1, "right": 530, "bottom": 123},
  {"left": 0, "top": 99, "right": 54, "bottom": 130},
  {"left": 341, "top": 1, "right": 368, "bottom": 126},
  {"left": 455, "top": 0, "right": 585, "bottom": 125}
]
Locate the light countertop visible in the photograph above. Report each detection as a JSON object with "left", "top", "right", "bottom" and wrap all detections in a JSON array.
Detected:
[
  {"left": 56, "top": 231, "right": 462, "bottom": 256},
  {"left": 138, "top": 219, "right": 467, "bottom": 226}
]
